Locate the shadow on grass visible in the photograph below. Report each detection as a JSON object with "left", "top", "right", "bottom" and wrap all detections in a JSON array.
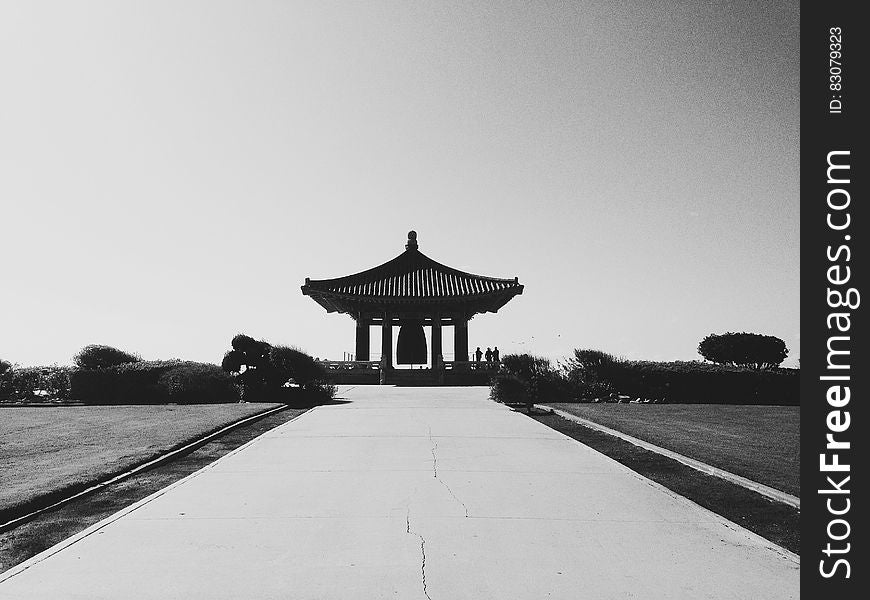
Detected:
[
  {"left": 288, "top": 397, "right": 353, "bottom": 408},
  {"left": 319, "top": 398, "right": 353, "bottom": 405},
  {"left": 505, "top": 405, "right": 549, "bottom": 416},
  {"left": 254, "top": 387, "right": 353, "bottom": 409}
]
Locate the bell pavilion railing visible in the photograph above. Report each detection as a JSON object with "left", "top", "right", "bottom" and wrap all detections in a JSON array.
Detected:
[
  {"left": 320, "top": 360, "right": 381, "bottom": 372},
  {"left": 319, "top": 360, "right": 501, "bottom": 372},
  {"left": 442, "top": 360, "right": 501, "bottom": 371}
]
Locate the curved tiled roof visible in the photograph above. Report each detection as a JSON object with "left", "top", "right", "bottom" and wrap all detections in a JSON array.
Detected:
[{"left": 302, "top": 231, "right": 523, "bottom": 313}]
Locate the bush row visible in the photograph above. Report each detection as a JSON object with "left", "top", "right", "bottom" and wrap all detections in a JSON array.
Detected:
[
  {"left": 2, "top": 352, "right": 239, "bottom": 405},
  {"left": 490, "top": 349, "right": 799, "bottom": 407},
  {"left": 589, "top": 361, "right": 797, "bottom": 405},
  {"left": 0, "top": 365, "right": 73, "bottom": 403},
  {"left": 3, "top": 336, "right": 337, "bottom": 405},
  {"left": 562, "top": 349, "right": 798, "bottom": 405}
]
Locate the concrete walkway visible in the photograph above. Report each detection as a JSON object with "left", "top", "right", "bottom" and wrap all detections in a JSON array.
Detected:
[{"left": 0, "top": 386, "right": 798, "bottom": 599}]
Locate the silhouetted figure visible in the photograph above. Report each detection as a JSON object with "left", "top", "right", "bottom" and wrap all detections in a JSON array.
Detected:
[
  {"left": 485, "top": 347, "right": 493, "bottom": 364},
  {"left": 474, "top": 347, "right": 483, "bottom": 363},
  {"left": 492, "top": 347, "right": 500, "bottom": 363}
]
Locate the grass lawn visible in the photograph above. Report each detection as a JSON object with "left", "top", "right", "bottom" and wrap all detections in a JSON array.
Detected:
[
  {"left": 0, "top": 403, "right": 283, "bottom": 522},
  {"left": 543, "top": 403, "right": 799, "bottom": 496}
]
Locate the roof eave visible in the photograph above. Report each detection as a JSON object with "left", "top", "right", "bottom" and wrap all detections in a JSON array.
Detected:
[{"left": 302, "top": 286, "right": 522, "bottom": 316}]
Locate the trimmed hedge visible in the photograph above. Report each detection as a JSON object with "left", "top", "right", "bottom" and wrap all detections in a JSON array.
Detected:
[
  {"left": 158, "top": 363, "right": 240, "bottom": 404},
  {"left": 561, "top": 349, "right": 798, "bottom": 405},
  {"left": 491, "top": 348, "right": 799, "bottom": 406},
  {"left": 603, "top": 361, "right": 798, "bottom": 405},
  {"left": 70, "top": 360, "right": 239, "bottom": 405}
]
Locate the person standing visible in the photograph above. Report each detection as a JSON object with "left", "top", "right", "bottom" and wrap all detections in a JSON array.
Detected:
[
  {"left": 485, "top": 347, "right": 493, "bottom": 364},
  {"left": 492, "top": 346, "right": 500, "bottom": 363},
  {"left": 475, "top": 347, "right": 483, "bottom": 364}
]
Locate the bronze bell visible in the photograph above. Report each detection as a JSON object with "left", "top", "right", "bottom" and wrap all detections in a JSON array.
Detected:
[{"left": 396, "top": 322, "right": 427, "bottom": 364}]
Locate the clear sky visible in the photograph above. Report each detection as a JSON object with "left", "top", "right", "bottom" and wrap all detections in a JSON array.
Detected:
[{"left": 1, "top": 1, "right": 799, "bottom": 368}]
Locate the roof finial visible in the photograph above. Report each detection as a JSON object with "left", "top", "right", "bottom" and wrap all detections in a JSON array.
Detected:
[{"left": 406, "top": 230, "right": 418, "bottom": 251}]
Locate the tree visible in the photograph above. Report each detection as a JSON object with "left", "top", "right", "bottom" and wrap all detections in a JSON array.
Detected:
[
  {"left": 221, "top": 334, "right": 273, "bottom": 399},
  {"left": 698, "top": 332, "right": 788, "bottom": 369}
]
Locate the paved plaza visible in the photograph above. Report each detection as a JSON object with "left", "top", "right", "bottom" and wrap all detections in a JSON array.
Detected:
[{"left": 0, "top": 386, "right": 798, "bottom": 599}]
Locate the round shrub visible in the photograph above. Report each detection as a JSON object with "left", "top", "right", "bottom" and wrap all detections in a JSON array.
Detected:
[
  {"left": 269, "top": 345, "right": 327, "bottom": 389},
  {"left": 158, "top": 362, "right": 240, "bottom": 404},
  {"left": 561, "top": 349, "right": 618, "bottom": 400},
  {"left": 490, "top": 372, "right": 527, "bottom": 405},
  {"left": 501, "top": 353, "right": 552, "bottom": 383},
  {"left": 0, "top": 359, "right": 11, "bottom": 376},
  {"left": 492, "top": 353, "right": 561, "bottom": 412},
  {"left": 221, "top": 334, "right": 335, "bottom": 402},
  {"left": 74, "top": 345, "right": 142, "bottom": 370}
]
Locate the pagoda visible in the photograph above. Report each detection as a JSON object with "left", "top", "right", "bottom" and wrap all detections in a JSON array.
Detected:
[{"left": 302, "top": 231, "right": 523, "bottom": 384}]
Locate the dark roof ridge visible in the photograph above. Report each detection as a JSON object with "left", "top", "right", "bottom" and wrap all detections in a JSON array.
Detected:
[{"left": 305, "top": 246, "right": 519, "bottom": 288}]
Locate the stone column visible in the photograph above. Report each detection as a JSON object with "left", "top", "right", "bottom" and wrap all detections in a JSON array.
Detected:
[
  {"left": 431, "top": 317, "right": 443, "bottom": 369},
  {"left": 380, "top": 312, "right": 392, "bottom": 383},
  {"left": 355, "top": 319, "right": 370, "bottom": 361},
  {"left": 454, "top": 317, "right": 468, "bottom": 362}
]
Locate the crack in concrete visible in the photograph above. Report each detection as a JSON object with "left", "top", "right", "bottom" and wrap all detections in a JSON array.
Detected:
[
  {"left": 428, "top": 426, "right": 438, "bottom": 478},
  {"left": 428, "top": 427, "right": 469, "bottom": 518},
  {"left": 437, "top": 478, "right": 469, "bottom": 518},
  {"left": 406, "top": 508, "right": 432, "bottom": 600}
]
